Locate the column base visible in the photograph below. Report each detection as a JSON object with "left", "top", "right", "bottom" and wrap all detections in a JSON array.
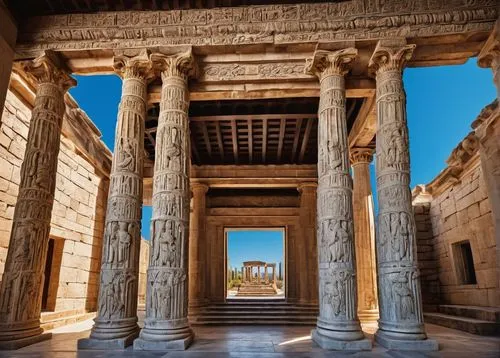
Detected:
[
  {"left": 375, "top": 331, "right": 438, "bottom": 351},
  {"left": 134, "top": 334, "right": 193, "bottom": 351},
  {"left": 0, "top": 332, "right": 52, "bottom": 350},
  {"left": 78, "top": 330, "right": 139, "bottom": 350},
  {"left": 312, "top": 329, "right": 371, "bottom": 351}
]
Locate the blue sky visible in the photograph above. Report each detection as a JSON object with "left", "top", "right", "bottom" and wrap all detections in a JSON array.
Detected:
[
  {"left": 227, "top": 230, "right": 284, "bottom": 270},
  {"left": 69, "top": 58, "right": 496, "bottom": 241}
]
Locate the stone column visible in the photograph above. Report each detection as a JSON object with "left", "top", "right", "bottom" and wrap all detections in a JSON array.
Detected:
[
  {"left": 298, "top": 182, "right": 318, "bottom": 304},
  {"left": 189, "top": 183, "right": 209, "bottom": 308},
  {"left": 264, "top": 265, "right": 268, "bottom": 283},
  {"left": 350, "top": 148, "right": 379, "bottom": 323},
  {"left": 273, "top": 266, "right": 276, "bottom": 283},
  {"left": 79, "top": 50, "right": 153, "bottom": 350},
  {"left": 477, "top": 22, "right": 500, "bottom": 307},
  {"left": 0, "top": 51, "right": 75, "bottom": 350},
  {"left": 369, "top": 40, "right": 437, "bottom": 351},
  {"left": 257, "top": 266, "right": 261, "bottom": 283},
  {"left": 305, "top": 48, "right": 370, "bottom": 350},
  {"left": 134, "top": 50, "right": 196, "bottom": 351}
]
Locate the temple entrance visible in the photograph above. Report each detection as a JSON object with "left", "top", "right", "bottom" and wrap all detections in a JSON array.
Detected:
[{"left": 225, "top": 228, "right": 285, "bottom": 300}]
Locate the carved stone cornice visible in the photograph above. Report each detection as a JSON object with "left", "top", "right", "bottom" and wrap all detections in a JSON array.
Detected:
[
  {"left": 472, "top": 99, "right": 499, "bottom": 142},
  {"left": 350, "top": 148, "right": 374, "bottom": 165},
  {"left": 22, "top": 50, "right": 76, "bottom": 91},
  {"left": 445, "top": 132, "right": 479, "bottom": 170},
  {"left": 151, "top": 48, "right": 197, "bottom": 80},
  {"left": 368, "top": 40, "right": 416, "bottom": 76},
  {"left": 305, "top": 48, "right": 358, "bottom": 79},
  {"left": 478, "top": 19, "right": 500, "bottom": 70},
  {"left": 113, "top": 49, "right": 155, "bottom": 81}
]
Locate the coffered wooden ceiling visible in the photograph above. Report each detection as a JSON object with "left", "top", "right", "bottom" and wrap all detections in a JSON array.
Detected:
[
  {"left": 145, "top": 97, "right": 364, "bottom": 166},
  {"left": 5, "top": 0, "right": 341, "bottom": 17}
]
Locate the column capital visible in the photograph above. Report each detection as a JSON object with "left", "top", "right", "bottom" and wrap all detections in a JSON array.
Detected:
[
  {"left": 368, "top": 39, "right": 416, "bottom": 76},
  {"left": 22, "top": 50, "right": 76, "bottom": 91},
  {"left": 191, "top": 182, "right": 209, "bottom": 195},
  {"left": 297, "top": 182, "right": 317, "bottom": 194},
  {"left": 113, "top": 49, "right": 155, "bottom": 81},
  {"left": 151, "top": 48, "right": 197, "bottom": 80},
  {"left": 305, "top": 48, "right": 358, "bottom": 79},
  {"left": 350, "top": 148, "right": 374, "bottom": 165},
  {"left": 478, "top": 20, "right": 500, "bottom": 70}
]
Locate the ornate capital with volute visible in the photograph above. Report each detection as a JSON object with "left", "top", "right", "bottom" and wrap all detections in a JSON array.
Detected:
[
  {"left": 368, "top": 39, "right": 416, "bottom": 76},
  {"left": 113, "top": 49, "right": 155, "bottom": 81},
  {"left": 350, "top": 148, "right": 374, "bottom": 165},
  {"left": 151, "top": 48, "right": 197, "bottom": 80},
  {"left": 22, "top": 50, "right": 76, "bottom": 91},
  {"left": 305, "top": 48, "right": 358, "bottom": 79},
  {"left": 191, "top": 182, "right": 209, "bottom": 195}
]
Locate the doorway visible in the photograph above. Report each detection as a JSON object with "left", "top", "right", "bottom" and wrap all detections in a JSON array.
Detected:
[{"left": 225, "top": 228, "right": 285, "bottom": 300}]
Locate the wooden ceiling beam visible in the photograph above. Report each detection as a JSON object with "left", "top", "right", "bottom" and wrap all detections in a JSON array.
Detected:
[
  {"left": 291, "top": 118, "right": 303, "bottom": 163},
  {"left": 298, "top": 118, "right": 313, "bottom": 164},
  {"left": 231, "top": 119, "right": 239, "bottom": 164},
  {"left": 201, "top": 121, "right": 212, "bottom": 159},
  {"left": 348, "top": 95, "right": 377, "bottom": 148},
  {"left": 277, "top": 118, "right": 286, "bottom": 163},
  {"left": 248, "top": 119, "right": 253, "bottom": 164},
  {"left": 189, "top": 114, "right": 316, "bottom": 122},
  {"left": 190, "top": 132, "right": 201, "bottom": 164},
  {"left": 262, "top": 118, "right": 268, "bottom": 163},
  {"left": 215, "top": 121, "right": 224, "bottom": 161}
]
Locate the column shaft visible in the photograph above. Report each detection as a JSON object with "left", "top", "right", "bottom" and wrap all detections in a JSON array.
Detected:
[
  {"left": 189, "top": 183, "right": 208, "bottom": 308},
  {"left": 369, "top": 40, "right": 437, "bottom": 351},
  {"left": 80, "top": 51, "right": 152, "bottom": 350},
  {"left": 306, "top": 48, "right": 370, "bottom": 350},
  {"left": 135, "top": 50, "right": 196, "bottom": 351},
  {"left": 0, "top": 52, "right": 75, "bottom": 349},
  {"left": 351, "top": 149, "right": 379, "bottom": 322}
]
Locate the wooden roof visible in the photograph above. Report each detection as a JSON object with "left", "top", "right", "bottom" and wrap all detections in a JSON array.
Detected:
[{"left": 145, "top": 97, "right": 364, "bottom": 166}]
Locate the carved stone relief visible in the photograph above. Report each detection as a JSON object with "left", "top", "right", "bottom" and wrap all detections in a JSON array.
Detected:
[{"left": 0, "top": 51, "right": 75, "bottom": 347}]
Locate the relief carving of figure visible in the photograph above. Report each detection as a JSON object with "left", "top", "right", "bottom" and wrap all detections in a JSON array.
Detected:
[
  {"left": 392, "top": 271, "right": 415, "bottom": 320},
  {"left": 385, "top": 126, "right": 408, "bottom": 169},
  {"left": 100, "top": 272, "right": 126, "bottom": 319},
  {"left": 28, "top": 151, "right": 51, "bottom": 190},
  {"left": 107, "top": 222, "right": 119, "bottom": 264},
  {"left": 156, "top": 221, "right": 178, "bottom": 267},
  {"left": 323, "top": 277, "right": 345, "bottom": 318},
  {"left": 165, "top": 127, "right": 181, "bottom": 171},
  {"left": 18, "top": 275, "right": 36, "bottom": 321},
  {"left": 327, "top": 220, "right": 350, "bottom": 263},
  {"left": 117, "top": 139, "right": 135, "bottom": 171},
  {"left": 151, "top": 271, "right": 173, "bottom": 319},
  {"left": 327, "top": 139, "right": 343, "bottom": 170},
  {"left": 117, "top": 222, "right": 132, "bottom": 264},
  {"left": 390, "top": 212, "right": 411, "bottom": 261}
]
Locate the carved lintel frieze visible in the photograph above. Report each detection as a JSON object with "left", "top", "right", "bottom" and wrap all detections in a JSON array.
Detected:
[
  {"left": 350, "top": 148, "right": 374, "bottom": 165},
  {"left": 151, "top": 48, "right": 197, "bottom": 80},
  {"left": 22, "top": 50, "right": 76, "bottom": 91},
  {"left": 368, "top": 40, "right": 416, "bottom": 76},
  {"left": 113, "top": 49, "right": 155, "bottom": 81},
  {"left": 305, "top": 48, "right": 358, "bottom": 79}
]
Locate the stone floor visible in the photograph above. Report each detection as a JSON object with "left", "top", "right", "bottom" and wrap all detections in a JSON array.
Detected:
[{"left": 0, "top": 319, "right": 498, "bottom": 358}]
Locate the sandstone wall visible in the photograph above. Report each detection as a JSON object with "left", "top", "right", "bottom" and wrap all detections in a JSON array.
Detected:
[{"left": 0, "top": 88, "right": 110, "bottom": 313}]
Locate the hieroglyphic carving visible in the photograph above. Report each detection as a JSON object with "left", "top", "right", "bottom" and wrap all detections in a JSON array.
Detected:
[
  {"left": 88, "top": 50, "right": 153, "bottom": 343},
  {"left": 0, "top": 51, "right": 75, "bottom": 345},
  {"left": 14, "top": 1, "right": 497, "bottom": 57},
  {"left": 137, "top": 49, "right": 195, "bottom": 345},
  {"left": 306, "top": 48, "right": 365, "bottom": 342},
  {"left": 369, "top": 40, "right": 426, "bottom": 341}
]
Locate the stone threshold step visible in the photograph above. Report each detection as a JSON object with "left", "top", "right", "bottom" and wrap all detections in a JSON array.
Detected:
[
  {"left": 438, "top": 305, "right": 500, "bottom": 322},
  {"left": 424, "top": 312, "right": 500, "bottom": 336},
  {"left": 197, "top": 311, "right": 318, "bottom": 315},
  {"left": 191, "top": 320, "right": 316, "bottom": 325},
  {"left": 41, "top": 312, "right": 96, "bottom": 331},
  {"left": 191, "top": 316, "right": 316, "bottom": 320}
]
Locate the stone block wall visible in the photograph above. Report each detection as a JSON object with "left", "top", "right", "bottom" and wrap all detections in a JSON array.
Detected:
[
  {"left": 0, "top": 88, "right": 110, "bottom": 313},
  {"left": 427, "top": 161, "right": 495, "bottom": 307}
]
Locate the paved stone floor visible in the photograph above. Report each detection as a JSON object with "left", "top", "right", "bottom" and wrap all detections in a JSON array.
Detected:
[{"left": 0, "top": 319, "right": 498, "bottom": 358}]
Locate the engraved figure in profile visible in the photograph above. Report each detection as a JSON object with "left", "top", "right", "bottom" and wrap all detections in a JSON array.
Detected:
[{"left": 392, "top": 271, "right": 415, "bottom": 320}]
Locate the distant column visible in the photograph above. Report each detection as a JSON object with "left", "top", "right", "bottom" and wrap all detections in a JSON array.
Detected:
[
  {"left": 369, "top": 39, "right": 437, "bottom": 351},
  {"left": 134, "top": 50, "right": 196, "bottom": 351},
  {"left": 0, "top": 51, "right": 75, "bottom": 350},
  {"left": 350, "top": 148, "right": 379, "bottom": 323},
  {"left": 264, "top": 265, "right": 268, "bottom": 283},
  {"left": 306, "top": 48, "right": 370, "bottom": 350},
  {"left": 189, "top": 183, "right": 209, "bottom": 308},
  {"left": 79, "top": 50, "right": 153, "bottom": 350},
  {"left": 257, "top": 266, "right": 261, "bottom": 283}
]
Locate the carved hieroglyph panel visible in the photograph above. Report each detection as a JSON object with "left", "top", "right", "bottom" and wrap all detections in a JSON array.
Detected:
[{"left": 14, "top": 1, "right": 497, "bottom": 57}]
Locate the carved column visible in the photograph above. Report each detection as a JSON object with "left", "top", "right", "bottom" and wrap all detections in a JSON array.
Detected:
[
  {"left": 305, "top": 48, "right": 370, "bottom": 351},
  {"left": 0, "top": 51, "right": 75, "bottom": 350},
  {"left": 369, "top": 40, "right": 437, "bottom": 351},
  {"left": 189, "top": 183, "right": 209, "bottom": 309},
  {"left": 134, "top": 50, "right": 196, "bottom": 351},
  {"left": 79, "top": 51, "right": 153, "bottom": 350},
  {"left": 477, "top": 23, "right": 500, "bottom": 306},
  {"left": 298, "top": 182, "right": 318, "bottom": 304},
  {"left": 350, "top": 148, "right": 379, "bottom": 323}
]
